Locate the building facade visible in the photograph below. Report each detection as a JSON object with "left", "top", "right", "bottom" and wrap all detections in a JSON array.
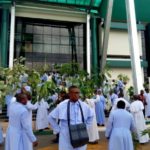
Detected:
[{"left": 0, "top": 0, "right": 149, "bottom": 87}]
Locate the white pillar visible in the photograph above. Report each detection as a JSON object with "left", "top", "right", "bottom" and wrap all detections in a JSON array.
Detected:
[
  {"left": 125, "top": 0, "right": 143, "bottom": 94},
  {"left": 86, "top": 14, "right": 91, "bottom": 76},
  {"left": 100, "top": 0, "right": 114, "bottom": 71},
  {"left": 9, "top": 5, "right": 15, "bottom": 68}
]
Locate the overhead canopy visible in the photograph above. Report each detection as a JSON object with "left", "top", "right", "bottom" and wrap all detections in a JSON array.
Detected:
[
  {"left": 99, "top": 0, "right": 150, "bottom": 22},
  {"left": 38, "top": 0, "right": 102, "bottom": 8},
  {"left": 14, "top": 0, "right": 102, "bottom": 12},
  {"left": 1, "top": 0, "right": 150, "bottom": 22}
]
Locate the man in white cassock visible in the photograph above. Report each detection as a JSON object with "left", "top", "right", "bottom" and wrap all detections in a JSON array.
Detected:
[
  {"left": 48, "top": 85, "right": 94, "bottom": 150},
  {"left": 5, "top": 93, "right": 38, "bottom": 150},
  {"left": 86, "top": 98, "right": 99, "bottom": 143},
  {"left": 24, "top": 91, "right": 38, "bottom": 150},
  {"left": 130, "top": 95, "right": 149, "bottom": 143}
]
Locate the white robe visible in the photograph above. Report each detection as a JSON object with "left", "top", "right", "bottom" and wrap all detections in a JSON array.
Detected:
[
  {"left": 5, "top": 95, "right": 16, "bottom": 117},
  {"left": 105, "top": 109, "right": 135, "bottom": 150},
  {"left": 86, "top": 99, "right": 99, "bottom": 142},
  {"left": 5, "top": 102, "right": 36, "bottom": 150},
  {"left": 144, "top": 93, "right": 150, "bottom": 117},
  {"left": 25, "top": 101, "right": 38, "bottom": 150},
  {"left": 48, "top": 99, "right": 94, "bottom": 150},
  {"left": 26, "top": 101, "right": 38, "bottom": 126},
  {"left": 36, "top": 99, "right": 49, "bottom": 130},
  {"left": 130, "top": 100, "right": 149, "bottom": 143}
]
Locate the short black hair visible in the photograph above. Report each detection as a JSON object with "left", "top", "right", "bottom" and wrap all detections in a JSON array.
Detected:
[
  {"left": 68, "top": 85, "right": 78, "bottom": 92},
  {"left": 117, "top": 100, "right": 125, "bottom": 109},
  {"left": 16, "top": 93, "right": 27, "bottom": 102}
]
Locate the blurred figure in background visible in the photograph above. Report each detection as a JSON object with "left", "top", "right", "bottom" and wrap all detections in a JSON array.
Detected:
[{"left": 130, "top": 95, "right": 149, "bottom": 143}]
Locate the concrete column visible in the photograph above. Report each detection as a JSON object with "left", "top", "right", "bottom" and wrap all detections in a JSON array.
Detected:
[
  {"left": 125, "top": 0, "right": 143, "bottom": 94},
  {"left": 86, "top": 14, "right": 91, "bottom": 76},
  {"left": 9, "top": 5, "right": 15, "bottom": 68},
  {"left": 100, "top": 0, "right": 114, "bottom": 71}
]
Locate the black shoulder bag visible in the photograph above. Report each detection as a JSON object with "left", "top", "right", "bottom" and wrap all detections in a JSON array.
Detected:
[{"left": 67, "top": 101, "right": 89, "bottom": 148}]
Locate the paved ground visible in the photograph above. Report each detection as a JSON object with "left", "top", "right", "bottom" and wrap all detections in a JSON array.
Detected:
[{"left": 1, "top": 122, "right": 150, "bottom": 150}]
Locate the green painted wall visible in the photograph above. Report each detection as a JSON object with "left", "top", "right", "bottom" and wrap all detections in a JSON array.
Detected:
[
  {"left": 99, "top": 0, "right": 150, "bottom": 22},
  {"left": 107, "top": 60, "right": 148, "bottom": 68}
]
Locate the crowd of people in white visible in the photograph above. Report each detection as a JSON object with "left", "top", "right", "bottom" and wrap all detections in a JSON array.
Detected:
[{"left": 0, "top": 72, "right": 150, "bottom": 150}]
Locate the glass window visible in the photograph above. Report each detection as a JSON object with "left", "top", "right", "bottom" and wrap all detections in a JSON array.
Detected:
[
  {"left": 44, "top": 35, "right": 51, "bottom": 44},
  {"left": 52, "top": 36, "right": 60, "bottom": 44},
  {"left": 60, "top": 45, "right": 70, "bottom": 54},
  {"left": 33, "top": 35, "right": 43, "bottom": 43},
  {"left": 24, "top": 41, "right": 32, "bottom": 52},
  {"left": 44, "top": 44, "right": 51, "bottom": 53},
  {"left": 15, "top": 33, "right": 22, "bottom": 42},
  {"left": 26, "top": 25, "right": 33, "bottom": 33},
  {"left": 52, "top": 45, "right": 59, "bottom": 53},
  {"left": 33, "top": 44, "right": 43, "bottom": 52},
  {"left": 60, "top": 28, "right": 69, "bottom": 36},
  {"left": 15, "top": 18, "right": 85, "bottom": 69},
  {"left": 33, "top": 26, "right": 43, "bottom": 34},
  {"left": 44, "top": 26, "right": 51, "bottom": 35},
  {"left": 61, "top": 36, "right": 69, "bottom": 45},
  {"left": 17, "top": 23, "right": 22, "bottom": 33},
  {"left": 52, "top": 27, "right": 60, "bottom": 35}
]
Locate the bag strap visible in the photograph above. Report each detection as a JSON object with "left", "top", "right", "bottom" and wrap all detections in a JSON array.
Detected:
[{"left": 67, "top": 100, "right": 85, "bottom": 126}]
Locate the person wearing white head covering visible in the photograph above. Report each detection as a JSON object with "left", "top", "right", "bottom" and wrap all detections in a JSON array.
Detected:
[
  {"left": 111, "top": 92, "right": 130, "bottom": 112},
  {"left": 106, "top": 100, "right": 135, "bottom": 150}
]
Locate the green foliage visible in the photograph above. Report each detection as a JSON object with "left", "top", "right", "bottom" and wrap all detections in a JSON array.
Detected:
[
  {"left": 143, "top": 82, "right": 149, "bottom": 89},
  {"left": 127, "top": 86, "right": 134, "bottom": 101},
  {"left": 0, "top": 58, "right": 112, "bottom": 104},
  {"left": 37, "top": 80, "right": 56, "bottom": 100},
  {"left": 142, "top": 127, "right": 150, "bottom": 136},
  {"left": 54, "top": 63, "right": 80, "bottom": 76},
  {"left": 0, "top": 57, "right": 28, "bottom": 105}
]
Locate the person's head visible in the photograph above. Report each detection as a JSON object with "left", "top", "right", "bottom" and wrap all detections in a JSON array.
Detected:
[
  {"left": 145, "top": 88, "right": 149, "bottom": 93},
  {"left": 68, "top": 85, "right": 80, "bottom": 102},
  {"left": 16, "top": 93, "right": 28, "bottom": 105},
  {"left": 118, "top": 92, "right": 124, "bottom": 98},
  {"left": 133, "top": 95, "right": 139, "bottom": 100},
  {"left": 59, "top": 90, "right": 67, "bottom": 101},
  {"left": 117, "top": 100, "right": 125, "bottom": 109},
  {"left": 140, "top": 90, "right": 144, "bottom": 95},
  {"left": 97, "top": 89, "right": 102, "bottom": 95}
]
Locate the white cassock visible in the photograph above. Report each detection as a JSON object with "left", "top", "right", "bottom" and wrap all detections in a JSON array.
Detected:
[
  {"left": 48, "top": 99, "right": 94, "bottom": 150},
  {"left": 5, "top": 102, "right": 36, "bottom": 150},
  {"left": 144, "top": 93, "right": 150, "bottom": 117},
  {"left": 25, "top": 101, "right": 38, "bottom": 150},
  {"left": 86, "top": 99, "right": 99, "bottom": 142},
  {"left": 5, "top": 95, "right": 16, "bottom": 117},
  {"left": 36, "top": 98, "right": 49, "bottom": 130},
  {"left": 130, "top": 100, "right": 149, "bottom": 143}
]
